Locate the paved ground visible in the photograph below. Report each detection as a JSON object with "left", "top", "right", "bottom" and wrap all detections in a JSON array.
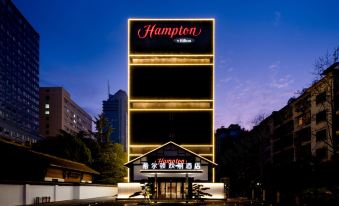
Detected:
[{"left": 31, "top": 197, "right": 265, "bottom": 206}]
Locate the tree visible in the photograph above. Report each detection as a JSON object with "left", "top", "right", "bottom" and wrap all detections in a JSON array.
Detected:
[
  {"left": 251, "top": 113, "right": 268, "bottom": 127},
  {"left": 90, "top": 114, "right": 127, "bottom": 184},
  {"left": 33, "top": 130, "right": 92, "bottom": 165},
  {"left": 217, "top": 126, "right": 260, "bottom": 197},
  {"left": 311, "top": 46, "right": 339, "bottom": 159},
  {"left": 129, "top": 182, "right": 153, "bottom": 204},
  {"left": 81, "top": 136, "right": 101, "bottom": 160},
  {"left": 93, "top": 143, "right": 127, "bottom": 184},
  {"left": 93, "top": 113, "right": 113, "bottom": 144},
  {"left": 191, "top": 183, "right": 212, "bottom": 204},
  {"left": 313, "top": 46, "right": 339, "bottom": 79}
]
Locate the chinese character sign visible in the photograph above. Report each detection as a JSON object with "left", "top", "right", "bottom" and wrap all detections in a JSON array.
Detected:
[{"left": 142, "top": 160, "right": 201, "bottom": 170}]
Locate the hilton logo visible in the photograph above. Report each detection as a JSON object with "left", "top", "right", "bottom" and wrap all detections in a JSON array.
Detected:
[
  {"left": 137, "top": 24, "right": 202, "bottom": 39},
  {"left": 173, "top": 37, "right": 195, "bottom": 44}
]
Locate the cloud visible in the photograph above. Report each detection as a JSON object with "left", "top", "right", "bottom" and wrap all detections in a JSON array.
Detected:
[
  {"left": 268, "top": 62, "right": 294, "bottom": 89},
  {"left": 269, "top": 63, "right": 279, "bottom": 69},
  {"left": 215, "top": 62, "right": 296, "bottom": 130},
  {"left": 227, "top": 67, "right": 235, "bottom": 72},
  {"left": 274, "top": 11, "right": 281, "bottom": 26},
  {"left": 270, "top": 74, "right": 294, "bottom": 88},
  {"left": 219, "top": 77, "right": 233, "bottom": 83},
  {"left": 218, "top": 57, "right": 231, "bottom": 69}
]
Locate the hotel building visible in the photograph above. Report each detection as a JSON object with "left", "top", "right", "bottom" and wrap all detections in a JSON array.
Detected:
[{"left": 119, "top": 19, "right": 224, "bottom": 200}]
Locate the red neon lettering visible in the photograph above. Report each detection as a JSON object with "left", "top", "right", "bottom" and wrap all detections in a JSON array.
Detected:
[
  {"left": 157, "top": 158, "right": 187, "bottom": 164},
  {"left": 137, "top": 24, "right": 202, "bottom": 39}
]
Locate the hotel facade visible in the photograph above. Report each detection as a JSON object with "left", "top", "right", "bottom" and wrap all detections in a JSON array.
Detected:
[{"left": 118, "top": 19, "right": 224, "bottom": 200}]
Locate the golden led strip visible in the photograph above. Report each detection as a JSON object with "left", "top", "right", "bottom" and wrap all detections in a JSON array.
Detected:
[
  {"left": 181, "top": 144, "right": 213, "bottom": 147},
  {"left": 199, "top": 154, "right": 214, "bottom": 156},
  {"left": 130, "top": 63, "right": 214, "bottom": 66},
  {"left": 129, "top": 144, "right": 213, "bottom": 147},
  {"left": 130, "top": 63, "right": 213, "bottom": 66},
  {"left": 131, "top": 58, "right": 212, "bottom": 64},
  {"left": 129, "top": 54, "right": 213, "bottom": 57},
  {"left": 130, "top": 102, "right": 212, "bottom": 109},
  {"left": 129, "top": 108, "right": 213, "bottom": 111},
  {"left": 129, "top": 154, "right": 143, "bottom": 156},
  {"left": 129, "top": 18, "right": 214, "bottom": 21},
  {"left": 212, "top": 19, "right": 215, "bottom": 182},
  {"left": 129, "top": 99, "right": 213, "bottom": 102},
  {"left": 127, "top": 18, "right": 131, "bottom": 182}
]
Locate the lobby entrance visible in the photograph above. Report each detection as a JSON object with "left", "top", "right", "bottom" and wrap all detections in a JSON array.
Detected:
[{"left": 156, "top": 178, "right": 189, "bottom": 199}]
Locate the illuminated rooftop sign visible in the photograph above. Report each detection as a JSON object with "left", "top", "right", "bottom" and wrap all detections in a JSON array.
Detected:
[
  {"left": 129, "top": 19, "right": 213, "bottom": 54},
  {"left": 137, "top": 24, "right": 202, "bottom": 39}
]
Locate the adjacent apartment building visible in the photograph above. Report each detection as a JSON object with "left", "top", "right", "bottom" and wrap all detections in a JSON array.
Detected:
[
  {"left": 102, "top": 89, "right": 127, "bottom": 149},
  {"left": 0, "top": 0, "right": 40, "bottom": 143},
  {"left": 254, "top": 62, "right": 339, "bottom": 165},
  {"left": 39, "top": 87, "right": 92, "bottom": 137}
]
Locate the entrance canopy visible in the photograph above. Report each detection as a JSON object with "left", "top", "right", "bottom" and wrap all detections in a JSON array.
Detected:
[{"left": 125, "top": 141, "right": 216, "bottom": 182}]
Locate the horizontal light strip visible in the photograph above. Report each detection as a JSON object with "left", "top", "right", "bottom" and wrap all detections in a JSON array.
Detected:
[
  {"left": 129, "top": 153, "right": 213, "bottom": 156},
  {"left": 129, "top": 18, "right": 214, "bottom": 21},
  {"left": 129, "top": 144, "right": 213, "bottom": 147},
  {"left": 130, "top": 102, "right": 212, "bottom": 109},
  {"left": 130, "top": 108, "right": 213, "bottom": 111},
  {"left": 129, "top": 154, "right": 143, "bottom": 156},
  {"left": 129, "top": 99, "right": 213, "bottom": 102},
  {"left": 129, "top": 54, "right": 213, "bottom": 57},
  {"left": 131, "top": 57, "right": 212, "bottom": 64},
  {"left": 130, "top": 63, "right": 213, "bottom": 66},
  {"left": 181, "top": 145, "right": 213, "bottom": 147}
]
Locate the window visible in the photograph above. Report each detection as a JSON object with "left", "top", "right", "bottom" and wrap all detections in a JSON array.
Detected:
[
  {"left": 45, "top": 104, "right": 50, "bottom": 109},
  {"left": 45, "top": 110, "right": 50, "bottom": 115},
  {"left": 316, "top": 110, "right": 327, "bottom": 124},
  {"left": 296, "top": 112, "right": 311, "bottom": 126},
  {"left": 298, "top": 116, "right": 303, "bottom": 126},
  {"left": 316, "top": 147, "right": 328, "bottom": 160},
  {"left": 316, "top": 129, "right": 327, "bottom": 142},
  {"left": 300, "top": 143, "right": 311, "bottom": 159},
  {"left": 296, "top": 127, "right": 311, "bottom": 143},
  {"left": 316, "top": 92, "right": 326, "bottom": 105}
]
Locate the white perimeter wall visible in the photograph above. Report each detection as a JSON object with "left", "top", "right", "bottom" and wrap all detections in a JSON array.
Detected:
[
  {"left": 0, "top": 184, "right": 24, "bottom": 206},
  {"left": 0, "top": 183, "right": 118, "bottom": 206},
  {"left": 193, "top": 182, "right": 225, "bottom": 199},
  {"left": 117, "top": 182, "right": 143, "bottom": 199}
]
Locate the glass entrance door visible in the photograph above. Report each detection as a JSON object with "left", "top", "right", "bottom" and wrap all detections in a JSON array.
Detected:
[{"left": 157, "top": 178, "right": 185, "bottom": 199}]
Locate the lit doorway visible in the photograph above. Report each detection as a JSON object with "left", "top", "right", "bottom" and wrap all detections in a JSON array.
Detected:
[{"left": 157, "top": 178, "right": 187, "bottom": 199}]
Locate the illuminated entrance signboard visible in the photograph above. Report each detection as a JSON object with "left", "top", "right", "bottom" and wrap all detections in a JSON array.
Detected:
[
  {"left": 142, "top": 158, "right": 201, "bottom": 170},
  {"left": 129, "top": 20, "right": 213, "bottom": 54}
]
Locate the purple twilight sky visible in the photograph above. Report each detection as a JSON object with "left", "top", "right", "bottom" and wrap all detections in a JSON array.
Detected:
[{"left": 13, "top": 0, "right": 339, "bottom": 129}]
